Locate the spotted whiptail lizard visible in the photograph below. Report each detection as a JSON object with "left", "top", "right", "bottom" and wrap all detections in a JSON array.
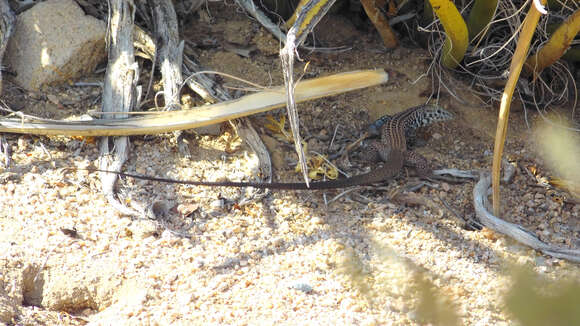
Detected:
[{"left": 74, "top": 104, "right": 453, "bottom": 189}]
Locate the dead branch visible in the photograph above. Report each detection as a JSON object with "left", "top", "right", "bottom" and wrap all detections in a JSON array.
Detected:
[
  {"left": 234, "top": 0, "right": 287, "bottom": 44},
  {"left": 473, "top": 172, "right": 580, "bottom": 263},
  {"left": 99, "top": 0, "right": 141, "bottom": 216},
  {"left": 150, "top": 0, "right": 182, "bottom": 110},
  {"left": 149, "top": 0, "right": 191, "bottom": 157}
]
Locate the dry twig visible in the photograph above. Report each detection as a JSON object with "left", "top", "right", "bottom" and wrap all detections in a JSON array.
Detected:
[{"left": 474, "top": 172, "right": 580, "bottom": 263}]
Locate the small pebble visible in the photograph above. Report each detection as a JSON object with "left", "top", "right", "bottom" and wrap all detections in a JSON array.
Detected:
[
  {"left": 290, "top": 283, "right": 313, "bottom": 294},
  {"left": 17, "top": 137, "right": 28, "bottom": 151},
  {"left": 534, "top": 256, "right": 547, "bottom": 267},
  {"left": 311, "top": 216, "right": 323, "bottom": 225},
  {"left": 194, "top": 259, "right": 205, "bottom": 268},
  {"left": 525, "top": 200, "right": 535, "bottom": 208},
  {"left": 537, "top": 266, "right": 549, "bottom": 273},
  {"left": 210, "top": 199, "right": 224, "bottom": 209},
  {"left": 161, "top": 229, "right": 175, "bottom": 240},
  {"left": 546, "top": 259, "right": 560, "bottom": 267}
]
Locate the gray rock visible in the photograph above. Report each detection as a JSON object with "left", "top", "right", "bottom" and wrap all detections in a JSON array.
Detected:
[
  {"left": 290, "top": 282, "right": 313, "bottom": 294},
  {"left": 6, "top": 0, "right": 106, "bottom": 91}
]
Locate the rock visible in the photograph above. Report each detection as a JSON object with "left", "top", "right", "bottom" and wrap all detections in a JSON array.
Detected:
[
  {"left": 290, "top": 282, "right": 313, "bottom": 294},
  {"left": 41, "top": 264, "right": 120, "bottom": 312},
  {"left": 6, "top": 0, "right": 106, "bottom": 91},
  {"left": 209, "top": 199, "right": 225, "bottom": 209}
]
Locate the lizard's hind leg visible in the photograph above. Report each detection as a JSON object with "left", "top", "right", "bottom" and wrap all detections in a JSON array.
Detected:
[{"left": 403, "top": 151, "right": 432, "bottom": 177}]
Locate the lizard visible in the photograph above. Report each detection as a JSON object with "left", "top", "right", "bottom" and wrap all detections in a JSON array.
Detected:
[
  {"left": 364, "top": 104, "right": 454, "bottom": 176},
  {"left": 74, "top": 104, "right": 453, "bottom": 189}
]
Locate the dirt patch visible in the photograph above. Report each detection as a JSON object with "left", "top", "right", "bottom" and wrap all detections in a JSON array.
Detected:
[{"left": 1, "top": 2, "right": 579, "bottom": 325}]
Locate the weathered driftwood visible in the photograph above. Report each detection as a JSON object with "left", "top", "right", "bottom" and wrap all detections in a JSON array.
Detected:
[
  {"left": 149, "top": 0, "right": 183, "bottom": 111},
  {"left": 0, "top": 0, "right": 14, "bottom": 167},
  {"left": 149, "top": 0, "right": 191, "bottom": 157},
  {"left": 150, "top": 0, "right": 183, "bottom": 110},
  {"left": 473, "top": 173, "right": 580, "bottom": 263},
  {"left": 99, "top": 0, "right": 140, "bottom": 216}
]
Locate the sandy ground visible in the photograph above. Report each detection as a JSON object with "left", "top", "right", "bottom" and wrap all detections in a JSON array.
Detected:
[{"left": 1, "top": 2, "right": 579, "bottom": 325}]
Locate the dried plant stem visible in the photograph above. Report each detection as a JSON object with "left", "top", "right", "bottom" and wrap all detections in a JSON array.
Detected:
[
  {"left": 360, "top": 0, "right": 398, "bottom": 48},
  {"left": 280, "top": 0, "right": 336, "bottom": 186},
  {"left": 492, "top": 0, "right": 545, "bottom": 216},
  {"left": 0, "top": 70, "right": 389, "bottom": 136}
]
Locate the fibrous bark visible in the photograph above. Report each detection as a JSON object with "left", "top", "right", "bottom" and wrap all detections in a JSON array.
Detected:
[
  {"left": 99, "top": 0, "right": 140, "bottom": 216},
  {"left": 150, "top": 0, "right": 191, "bottom": 156}
]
